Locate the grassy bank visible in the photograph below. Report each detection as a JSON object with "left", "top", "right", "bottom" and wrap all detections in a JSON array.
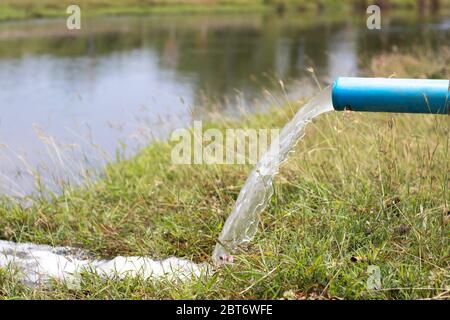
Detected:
[
  {"left": 1, "top": 0, "right": 449, "bottom": 22},
  {"left": 0, "top": 47, "right": 449, "bottom": 299}
]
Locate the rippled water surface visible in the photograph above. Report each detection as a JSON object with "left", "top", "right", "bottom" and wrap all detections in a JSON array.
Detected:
[{"left": 0, "top": 12, "right": 449, "bottom": 195}]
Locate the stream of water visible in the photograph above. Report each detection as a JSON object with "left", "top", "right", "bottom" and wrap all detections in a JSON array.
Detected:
[
  {"left": 0, "top": 88, "right": 333, "bottom": 284},
  {"left": 212, "top": 87, "right": 333, "bottom": 263}
]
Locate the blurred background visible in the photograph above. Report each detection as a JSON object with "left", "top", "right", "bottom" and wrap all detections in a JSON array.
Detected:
[{"left": 0, "top": 0, "right": 449, "bottom": 196}]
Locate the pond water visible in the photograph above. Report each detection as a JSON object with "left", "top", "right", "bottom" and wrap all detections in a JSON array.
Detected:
[{"left": 0, "top": 12, "right": 449, "bottom": 196}]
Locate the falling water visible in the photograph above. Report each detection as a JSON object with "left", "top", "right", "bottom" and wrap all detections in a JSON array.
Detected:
[
  {"left": 213, "top": 87, "right": 334, "bottom": 264},
  {"left": 0, "top": 88, "right": 333, "bottom": 285}
]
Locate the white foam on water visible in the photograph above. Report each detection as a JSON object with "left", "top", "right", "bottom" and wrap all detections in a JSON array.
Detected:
[{"left": 0, "top": 240, "right": 209, "bottom": 286}]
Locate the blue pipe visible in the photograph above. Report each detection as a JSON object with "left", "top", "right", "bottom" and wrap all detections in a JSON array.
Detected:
[{"left": 332, "top": 77, "right": 449, "bottom": 114}]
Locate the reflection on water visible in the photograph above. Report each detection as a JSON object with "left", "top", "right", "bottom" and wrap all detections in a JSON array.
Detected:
[{"left": 0, "top": 12, "right": 449, "bottom": 196}]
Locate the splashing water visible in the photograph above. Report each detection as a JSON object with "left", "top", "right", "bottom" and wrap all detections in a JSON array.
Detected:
[{"left": 213, "top": 87, "right": 333, "bottom": 264}]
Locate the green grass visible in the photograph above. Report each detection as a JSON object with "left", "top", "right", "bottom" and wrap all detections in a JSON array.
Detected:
[{"left": 0, "top": 49, "right": 449, "bottom": 300}]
